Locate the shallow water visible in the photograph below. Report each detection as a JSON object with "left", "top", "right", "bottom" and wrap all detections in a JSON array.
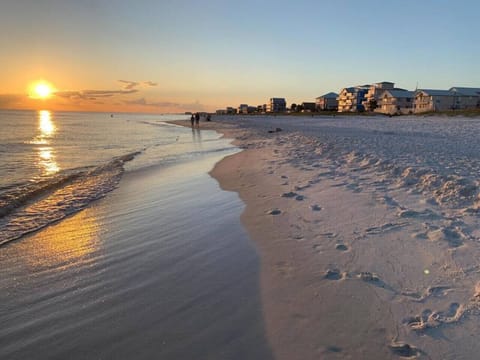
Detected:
[
  {"left": 0, "top": 110, "right": 235, "bottom": 245},
  {"left": 0, "top": 112, "right": 272, "bottom": 359}
]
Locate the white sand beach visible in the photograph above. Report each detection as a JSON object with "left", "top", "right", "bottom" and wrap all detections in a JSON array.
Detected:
[{"left": 193, "top": 115, "right": 480, "bottom": 360}]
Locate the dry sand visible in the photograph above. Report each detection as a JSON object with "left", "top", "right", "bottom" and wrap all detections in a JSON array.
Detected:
[{"left": 175, "top": 117, "right": 480, "bottom": 359}]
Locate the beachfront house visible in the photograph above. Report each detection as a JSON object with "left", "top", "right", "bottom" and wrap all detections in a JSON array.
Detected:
[
  {"left": 379, "top": 90, "right": 415, "bottom": 115},
  {"left": 267, "top": 98, "right": 287, "bottom": 113},
  {"left": 337, "top": 85, "right": 370, "bottom": 112},
  {"left": 362, "top": 82, "right": 396, "bottom": 112},
  {"left": 301, "top": 102, "right": 316, "bottom": 112},
  {"left": 414, "top": 89, "right": 455, "bottom": 113},
  {"left": 216, "top": 107, "right": 237, "bottom": 115},
  {"left": 449, "top": 87, "right": 480, "bottom": 109},
  {"left": 257, "top": 104, "right": 267, "bottom": 113},
  {"left": 238, "top": 104, "right": 249, "bottom": 114},
  {"left": 315, "top": 92, "right": 338, "bottom": 111}
]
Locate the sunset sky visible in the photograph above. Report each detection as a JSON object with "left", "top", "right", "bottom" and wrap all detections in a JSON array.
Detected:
[{"left": 1, "top": 0, "right": 479, "bottom": 113}]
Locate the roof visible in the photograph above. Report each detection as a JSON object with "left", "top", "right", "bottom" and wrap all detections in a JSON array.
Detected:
[
  {"left": 316, "top": 92, "right": 338, "bottom": 99},
  {"left": 384, "top": 90, "right": 415, "bottom": 98},
  {"left": 340, "top": 86, "right": 369, "bottom": 94},
  {"left": 449, "top": 87, "right": 480, "bottom": 96},
  {"left": 418, "top": 89, "right": 454, "bottom": 96}
]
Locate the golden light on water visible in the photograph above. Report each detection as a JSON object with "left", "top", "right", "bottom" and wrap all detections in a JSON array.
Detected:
[
  {"left": 31, "top": 110, "right": 60, "bottom": 175},
  {"left": 39, "top": 147, "right": 60, "bottom": 175},
  {"left": 39, "top": 110, "right": 55, "bottom": 136},
  {"left": 19, "top": 207, "right": 101, "bottom": 270}
]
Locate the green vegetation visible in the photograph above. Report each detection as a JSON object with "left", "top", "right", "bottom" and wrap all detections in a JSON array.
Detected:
[{"left": 415, "top": 109, "right": 480, "bottom": 117}]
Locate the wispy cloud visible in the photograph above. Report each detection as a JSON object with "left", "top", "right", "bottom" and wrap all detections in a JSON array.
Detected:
[
  {"left": 118, "top": 80, "right": 158, "bottom": 90},
  {"left": 143, "top": 81, "right": 158, "bottom": 87},
  {"left": 55, "top": 89, "right": 138, "bottom": 100},
  {"left": 0, "top": 94, "right": 25, "bottom": 108},
  {"left": 118, "top": 80, "right": 139, "bottom": 90}
]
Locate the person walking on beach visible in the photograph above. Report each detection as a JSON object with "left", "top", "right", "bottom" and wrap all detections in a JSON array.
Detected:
[
  {"left": 190, "top": 114, "right": 195, "bottom": 127},
  {"left": 195, "top": 112, "right": 200, "bottom": 127}
]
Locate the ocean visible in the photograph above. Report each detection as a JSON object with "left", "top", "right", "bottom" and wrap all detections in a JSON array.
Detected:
[
  {"left": 0, "top": 110, "right": 273, "bottom": 359},
  {"left": 0, "top": 110, "right": 236, "bottom": 245}
]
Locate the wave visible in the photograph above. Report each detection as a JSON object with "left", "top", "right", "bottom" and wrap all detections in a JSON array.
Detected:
[{"left": 0, "top": 151, "right": 141, "bottom": 246}]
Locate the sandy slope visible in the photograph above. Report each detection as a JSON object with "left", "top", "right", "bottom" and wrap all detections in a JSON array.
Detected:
[{"left": 177, "top": 116, "right": 480, "bottom": 359}]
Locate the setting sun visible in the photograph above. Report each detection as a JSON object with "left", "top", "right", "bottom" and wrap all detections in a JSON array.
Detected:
[{"left": 29, "top": 81, "right": 54, "bottom": 99}]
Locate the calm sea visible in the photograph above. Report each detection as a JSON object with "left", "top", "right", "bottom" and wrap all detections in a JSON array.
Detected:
[
  {"left": 0, "top": 110, "right": 234, "bottom": 245},
  {"left": 0, "top": 110, "right": 272, "bottom": 359}
]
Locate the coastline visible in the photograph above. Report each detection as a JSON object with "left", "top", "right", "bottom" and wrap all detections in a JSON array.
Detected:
[
  {"left": 0, "top": 127, "right": 273, "bottom": 360},
  {"left": 178, "top": 116, "right": 480, "bottom": 359}
]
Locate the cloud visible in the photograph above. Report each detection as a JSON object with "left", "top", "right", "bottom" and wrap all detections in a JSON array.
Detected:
[
  {"left": 143, "top": 81, "right": 158, "bottom": 87},
  {"left": 118, "top": 80, "right": 139, "bottom": 90},
  {"left": 0, "top": 94, "right": 25, "bottom": 108},
  {"left": 55, "top": 89, "right": 138, "bottom": 100},
  {"left": 118, "top": 80, "right": 158, "bottom": 90}
]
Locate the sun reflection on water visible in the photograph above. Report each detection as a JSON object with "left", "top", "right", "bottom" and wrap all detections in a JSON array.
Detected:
[
  {"left": 39, "top": 110, "right": 55, "bottom": 136},
  {"left": 39, "top": 147, "right": 60, "bottom": 175},
  {"left": 32, "top": 110, "right": 60, "bottom": 175},
  {"left": 19, "top": 206, "right": 102, "bottom": 270}
]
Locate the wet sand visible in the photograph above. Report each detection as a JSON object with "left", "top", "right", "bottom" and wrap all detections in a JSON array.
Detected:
[
  {"left": 0, "top": 152, "right": 273, "bottom": 359},
  {"left": 192, "top": 115, "right": 480, "bottom": 360}
]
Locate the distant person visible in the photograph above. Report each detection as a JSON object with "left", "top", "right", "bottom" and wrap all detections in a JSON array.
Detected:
[
  {"left": 195, "top": 112, "right": 200, "bottom": 127},
  {"left": 206, "top": 114, "right": 211, "bottom": 121},
  {"left": 190, "top": 114, "right": 195, "bottom": 127}
]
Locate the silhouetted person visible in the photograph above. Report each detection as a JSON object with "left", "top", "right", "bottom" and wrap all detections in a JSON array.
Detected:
[
  {"left": 195, "top": 112, "right": 200, "bottom": 127},
  {"left": 190, "top": 114, "right": 195, "bottom": 127},
  {"left": 206, "top": 114, "right": 211, "bottom": 121}
]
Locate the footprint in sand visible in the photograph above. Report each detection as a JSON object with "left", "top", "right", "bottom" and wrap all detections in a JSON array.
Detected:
[
  {"left": 267, "top": 209, "right": 282, "bottom": 215},
  {"left": 389, "top": 342, "right": 421, "bottom": 358},
  {"left": 403, "top": 285, "right": 452, "bottom": 302},
  {"left": 397, "top": 208, "right": 441, "bottom": 220},
  {"left": 426, "top": 226, "right": 465, "bottom": 247},
  {"left": 324, "top": 269, "right": 342, "bottom": 280},
  {"left": 365, "top": 222, "right": 407, "bottom": 235},
  {"left": 310, "top": 204, "right": 322, "bottom": 211},
  {"left": 335, "top": 243, "right": 348, "bottom": 251},
  {"left": 294, "top": 184, "right": 311, "bottom": 191},
  {"left": 282, "top": 191, "right": 297, "bottom": 198},
  {"left": 378, "top": 195, "right": 400, "bottom": 207},
  {"left": 405, "top": 302, "right": 464, "bottom": 331}
]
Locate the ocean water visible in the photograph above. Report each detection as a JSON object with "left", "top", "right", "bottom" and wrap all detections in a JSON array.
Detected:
[
  {"left": 0, "top": 110, "right": 272, "bottom": 359},
  {"left": 0, "top": 110, "right": 235, "bottom": 245}
]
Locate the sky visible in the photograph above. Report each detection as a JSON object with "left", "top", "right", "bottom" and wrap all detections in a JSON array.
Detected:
[{"left": 0, "top": 0, "right": 479, "bottom": 113}]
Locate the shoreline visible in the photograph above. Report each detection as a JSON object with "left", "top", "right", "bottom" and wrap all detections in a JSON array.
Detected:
[
  {"left": 173, "top": 117, "right": 480, "bottom": 359},
  {"left": 0, "top": 123, "right": 273, "bottom": 360}
]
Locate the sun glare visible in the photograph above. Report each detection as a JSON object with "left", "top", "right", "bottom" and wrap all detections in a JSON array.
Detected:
[{"left": 29, "top": 81, "right": 54, "bottom": 99}]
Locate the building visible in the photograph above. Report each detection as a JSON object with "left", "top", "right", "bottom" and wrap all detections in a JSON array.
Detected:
[
  {"left": 362, "top": 82, "right": 396, "bottom": 112},
  {"left": 238, "top": 104, "right": 249, "bottom": 114},
  {"left": 414, "top": 89, "right": 455, "bottom": 113},
  {"left": 267, "top": 98, "right": 287, "bottom": 113},
  {"left": 301, "top": 102, "right": 316, "bottom": 112},
  {"left": 449, "top": 87, "right": 480, "bottom": 109},
  {"left": 257, "top": 104, "right": 267, "bottom": 113},
  {"left": 216, "top": 107, "right": 237, "bottom": 115},
  {"left": 337, "top": 85, "right": 370, "bottom": 112},
  {"left": 378, "top": 90, "right": 415, "bottom": 115},
  {"left": 315, "top": 92, "right": 338, "bottom": 111}
]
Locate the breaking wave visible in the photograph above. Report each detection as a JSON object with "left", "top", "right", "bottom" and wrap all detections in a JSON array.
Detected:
[{"left": 0, "top": 151, "right": 141, "bottom": 246}]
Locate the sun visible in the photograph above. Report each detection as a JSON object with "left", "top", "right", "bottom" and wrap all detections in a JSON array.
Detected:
[{"left": 29, "top": 81, "right": 55, "bottom": 99}]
